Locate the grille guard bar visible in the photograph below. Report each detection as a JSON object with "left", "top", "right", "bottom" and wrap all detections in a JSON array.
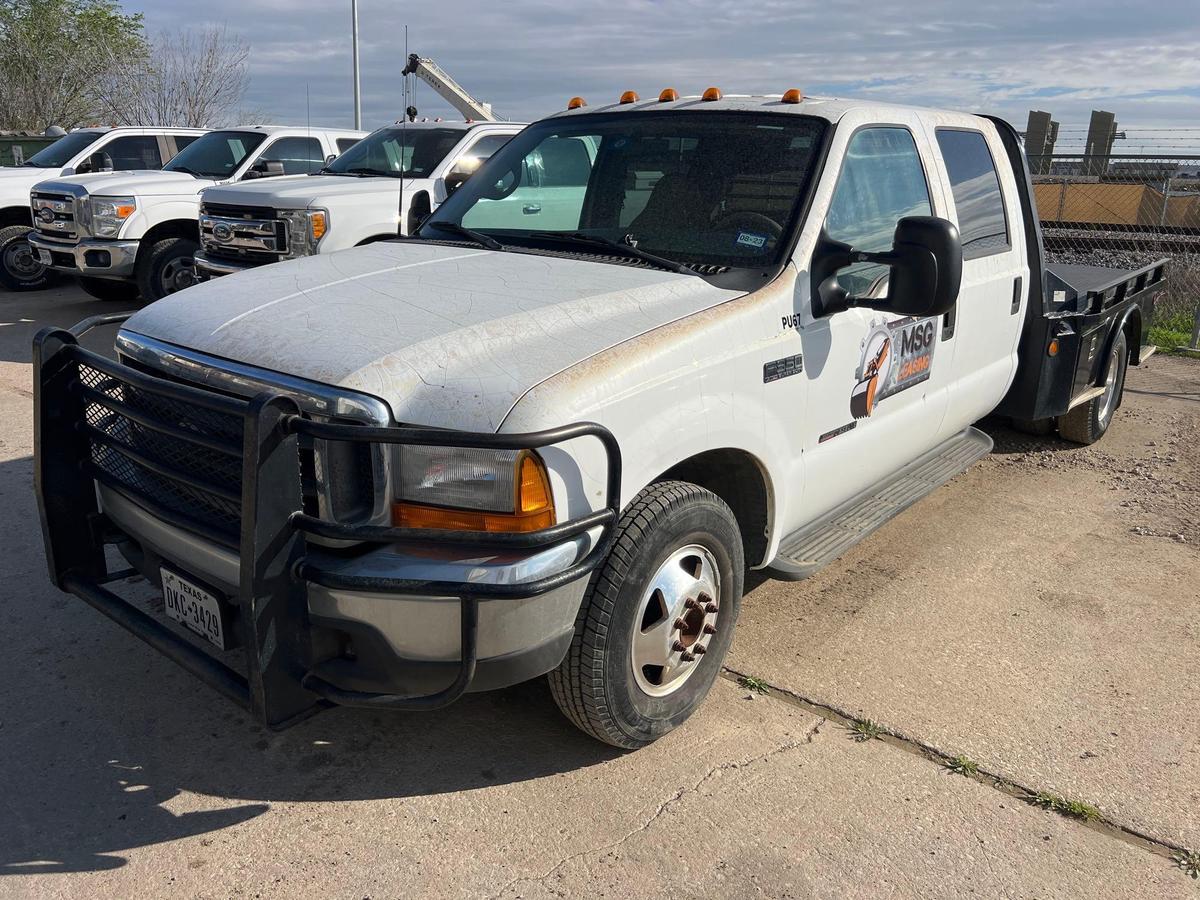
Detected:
[{"left": 34, "top": 317, "right": 622, "bottom": 727}]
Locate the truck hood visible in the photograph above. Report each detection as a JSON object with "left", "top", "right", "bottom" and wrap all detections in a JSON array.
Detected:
[
  {"left": 54, "top": 169, "right": 214, "bottom": 197},
  {"left": 201, "top": 174, "right": 427, "bottom": 210},
  {"left": 123, "top": 241, "right": 742, "bottom": 431},
  {"left": 0, "top": 166, "right": 56, "bottom": 204}
]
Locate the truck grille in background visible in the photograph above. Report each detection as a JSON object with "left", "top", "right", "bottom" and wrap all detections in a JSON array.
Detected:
[
  {"left": 31, "top": 191, "right": 80, "bottom": 240},
  {"left": 199, "top": 202, "right": 287, "bottom": 263}
]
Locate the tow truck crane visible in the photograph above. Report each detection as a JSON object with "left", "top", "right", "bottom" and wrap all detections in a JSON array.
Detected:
[{"left": 399, "top": 54, "right": 499, "bottom": 122}]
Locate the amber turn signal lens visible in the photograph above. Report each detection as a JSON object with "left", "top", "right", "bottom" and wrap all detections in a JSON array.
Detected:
[
  {"left": 701, "top": 86, "right": 722, "bottom": 101},
  {"left": 567, "top": 96, "right": 587, "bottom": 110},
  {"left": 619, "top": 90, "right": 639, "bottom": 104},
  {"left": 1048, "top": 338, "right": 1060, "bottom": 357},
  {"left": 658, "top": 88, "right": 679, "bottom": 102},
  {"left": 781, "top": 88, "right": 804, "bottom": 104},
  {"left": 309, "top": 211, "right": 327, "bottom": 240}
]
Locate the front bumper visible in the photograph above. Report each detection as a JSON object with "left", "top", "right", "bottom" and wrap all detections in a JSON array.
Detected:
[
  {"left": 33, "top": 316, "right": 621, "bottom": 729},
  {"left": 194, "top": 250, "right": 271, "bottom": 278},
  {"left": 28, "top": 233, "right": 138, "bottom": 279}
]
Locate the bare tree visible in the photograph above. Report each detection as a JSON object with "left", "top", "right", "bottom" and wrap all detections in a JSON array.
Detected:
[{"left": 97, "top": 26, "right": 251, "bottom": 128}]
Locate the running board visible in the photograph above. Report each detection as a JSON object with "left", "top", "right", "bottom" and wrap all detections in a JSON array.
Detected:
[{"left": 768, "top": 427, "right": 993, "bottom": 581}]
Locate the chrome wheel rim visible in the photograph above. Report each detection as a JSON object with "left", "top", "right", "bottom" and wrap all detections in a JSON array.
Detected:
[
  {"left": 630, "top": 544, "right": 721, "bottom": 698},
  {"left": 1098, "top": 341, "right": 1122, "bottom": 427},
  {"left": 160, "top": 256, "right": 197, "bottom": 295},
  {"left": 3, "top": 238, "right": 45, "bottom": 280}
]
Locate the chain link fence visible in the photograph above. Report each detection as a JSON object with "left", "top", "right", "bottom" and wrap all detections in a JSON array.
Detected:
[{"left": 1027, "top": 153, "right": 1200, "bottom": 350}]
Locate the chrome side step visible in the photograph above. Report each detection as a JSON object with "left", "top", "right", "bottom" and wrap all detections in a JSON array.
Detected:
[{"left": 768, "top": 427, "right": 994, "bottom": 581}]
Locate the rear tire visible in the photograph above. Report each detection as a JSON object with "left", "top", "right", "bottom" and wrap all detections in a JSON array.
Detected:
[
  {"left": 78, "top": 276, "right": 137, "bottom": 302},
  {"left": 1059, "top": 331, "right": 1128, "bottom": 445},
  {"left": 135, "top": 237, "right": 199, "bottom": 301},
  {"left": 549, "top": 481, "right": 744, "bottom": 749},
  {"left": 0, "top": 225, "right": 55, "bottom": 292}
]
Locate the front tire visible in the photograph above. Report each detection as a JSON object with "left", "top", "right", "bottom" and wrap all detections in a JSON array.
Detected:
[
  {"left": 549, "top": 481, "right": 744, "bottom": 749},
  {"left": 1059, "top": 330, "right": 1128, "bottom": 445},
  {"left": 135, "top": 237, "right": 199, "bottom": 301},
  {"left": 0, "top": 225, "right": 55, "bottom": 292}
]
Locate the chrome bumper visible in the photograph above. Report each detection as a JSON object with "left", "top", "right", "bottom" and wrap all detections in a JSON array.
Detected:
[
  {"left": 28, "top": 233, "right": 139, "bottom": 279},
  {"left": 194, "top": 250, "right": 269, "bottom": 277}
]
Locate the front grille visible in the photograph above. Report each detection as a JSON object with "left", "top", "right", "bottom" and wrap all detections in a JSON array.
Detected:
[
  {"left": 31, "top": 191, "right": 80, "bottom": 240},
  {"left": 202, "top": 202, "right": 276, "bottom": 220},
  {"left": 199, "top": 203, "right": 287, "bottom": 262},
  {"left": 78, "top": 360, "right": 246, "bottom": 546}
]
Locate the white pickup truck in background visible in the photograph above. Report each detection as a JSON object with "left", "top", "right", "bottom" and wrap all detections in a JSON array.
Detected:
[
  {"left": 34, "top": 90, "right": 1165, "bottom": 749},
  {"left": 0, "top": 126, "right": 205, "bottom": 291},
  {"left": 27, "top": 125, "right": 365, "bottom": 301},
  {"left": 194, "top": 121, "right": 522, "bottom": 278}
]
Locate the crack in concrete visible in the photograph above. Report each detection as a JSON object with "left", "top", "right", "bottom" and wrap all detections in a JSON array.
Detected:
[
  {"left": 720, "top": 666, "right": 1196, "bottom": 873},
  {"left": 489, "top": 716, "right": 825, "bottom": 899}
]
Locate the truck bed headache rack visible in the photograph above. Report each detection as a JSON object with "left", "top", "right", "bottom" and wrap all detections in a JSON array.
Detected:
[{"left": 33, "top": 317, "right": 621, "bottom": 728}]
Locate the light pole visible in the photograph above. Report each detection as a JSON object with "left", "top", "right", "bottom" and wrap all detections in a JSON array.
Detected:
[{"left": 351, "top": 0, "right": 362, "bottom": 129}]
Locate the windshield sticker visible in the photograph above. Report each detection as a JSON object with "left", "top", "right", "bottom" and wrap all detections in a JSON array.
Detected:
[
  {"left": 850, "top": 316, "right": 937, "bottom": 419},
  {"left": 736, "top": 231, "right": 768, "bottom": 249}
]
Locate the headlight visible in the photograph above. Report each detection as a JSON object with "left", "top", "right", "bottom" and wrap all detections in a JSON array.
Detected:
[
  {"left": 89, "top": 196, "right": 136, "bottom": 238},
  {"left": 279, "top": 208, "right": 330, "bottom": 256},
  {"left": 391, "top": 446, "right": 556, "bottom": 533}
]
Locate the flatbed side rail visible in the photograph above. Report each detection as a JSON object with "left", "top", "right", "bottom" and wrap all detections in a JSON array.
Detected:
[{"left": 34, "top": 318, "right": 623, "bottom": 725}]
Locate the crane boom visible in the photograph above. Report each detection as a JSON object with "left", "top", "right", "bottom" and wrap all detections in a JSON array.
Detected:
[{"left": 400, "top": 53, "right": 499, "bottom": 122}]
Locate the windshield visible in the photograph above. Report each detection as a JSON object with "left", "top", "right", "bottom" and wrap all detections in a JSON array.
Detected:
[
  {"left": 325, "top": 126, "right": 465, "bottom": 177},
  {"left": 163, "top": 130, "right": 266, "bottom": 178},
  {"left": 422, "top": 111, "right": 826, "bottom": 272},
  {"left": 24, "top": 131, "right": 102, "bottom": 167}
]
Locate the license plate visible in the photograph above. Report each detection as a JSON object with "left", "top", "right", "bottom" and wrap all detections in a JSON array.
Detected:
[{"left": 161, "top": 567, "right": 226, "bottom": 649}]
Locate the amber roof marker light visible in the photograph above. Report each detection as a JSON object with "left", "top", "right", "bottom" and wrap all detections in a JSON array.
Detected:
[
  {"left": 567, "top": 96, "right": 587, "bottom": 110},
  {"left": 658, "top": 88, "right": 679, "bottom": 102},
  {"left": 701, "top": 86, "right": 723, "bottom": 101},
  {"left": 782, "top": 88, "right": 804, "bottom": 104},
  {"left": 619, "top": 90, "right": 640, "bottom": 104}
]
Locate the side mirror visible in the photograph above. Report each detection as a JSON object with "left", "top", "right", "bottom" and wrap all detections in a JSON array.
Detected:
[
  {"left": 246, "top": 159, "right": 286, "bottom": 179},
  {"left": 812, "top": 216, "right": 962, "bottom": 318},
  {"left": 443, "top": 169, "right": 472, "bottom": 196}
]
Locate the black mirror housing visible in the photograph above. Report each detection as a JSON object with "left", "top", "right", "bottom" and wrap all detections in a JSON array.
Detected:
[{"left": 812, "top": 216, "right": 962, "bottom": 318}]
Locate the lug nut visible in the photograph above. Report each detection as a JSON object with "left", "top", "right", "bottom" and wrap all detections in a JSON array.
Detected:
[
  {"left": 680, "top": 651, "right": 696, "bottom": 662},
  {"left": 672, "top": 640, "right": 687, "bottom": 652},
  {"left": 684, "top": 598, "right": 702, "bottom": 611},
  {"left": 703, "top": 623, "right": 717, "bottom": 635},
  {"left": 705, "top": 601, "right": 718, "bottom": 613},
  {"left": 673, "top": 618, "right": 687, "bottom": 631},
  {"left": 693, "top": 644, "right": 707, "bottom": 655}
]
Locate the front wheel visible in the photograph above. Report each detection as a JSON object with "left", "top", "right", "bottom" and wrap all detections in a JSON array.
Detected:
[
  {"left": 549, "top": 481, "right": 744, "bottom": 749},
  {"left": 1059, "top": 330, "right": 1128, "bottom": 445},
  {"left": 0, "top": 225, "right": 56, "bottom": 292},
  {"left": 135, "top": 237, "right": 199, "bottom": 301}
]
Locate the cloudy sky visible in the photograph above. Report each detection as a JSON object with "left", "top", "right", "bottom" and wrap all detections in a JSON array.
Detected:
[{"left": 132, "top": 0, "right": 1200, "bottom": 151}]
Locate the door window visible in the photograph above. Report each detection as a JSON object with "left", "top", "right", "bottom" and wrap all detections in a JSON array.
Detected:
[
  {"left": 102, "top": 135, "right": 164, "bottom": 170},
  {"left": 825, "top": 127, "right": 932, "bottom": 294},
  {"left": 336, "top": 137, "right": 361, "bottom": 154},
  {"left": 934, "top": 129, "right": 1009, "bottom": 258},
  {"left": 257, "top": 137, "right": 325, "bottom": 175}
]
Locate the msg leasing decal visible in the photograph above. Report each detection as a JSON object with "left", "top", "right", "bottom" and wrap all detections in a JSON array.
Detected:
[{"left": 850, "top": 316, "right": 937, "bottom": 420}]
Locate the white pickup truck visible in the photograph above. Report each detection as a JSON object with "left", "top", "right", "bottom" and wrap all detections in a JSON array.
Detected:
[
  {"left": 27, "top": 125, "right": 365, "bottom": 302},
  {"left": 194, "top": 121, "right": 523, "bottom": 278},
  {"left": 34, "top": 90, "right": 1164, "bottom": 748},
  {"left": 0, "top": 126, "right": 205, "bottom": 291}
]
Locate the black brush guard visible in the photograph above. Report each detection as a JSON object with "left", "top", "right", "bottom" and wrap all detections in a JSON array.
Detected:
[{"left": 34, "top": 316, "right": 621, "bottom": 729}]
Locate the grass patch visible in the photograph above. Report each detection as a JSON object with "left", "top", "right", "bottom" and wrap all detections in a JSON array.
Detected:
[
  {"left": 848, "top": 718, "right": 883, "bottom": 743},
  {"left": 945, "top": 754, "right": 979, "bottom": 777},
  {"left": 1149, "top": 310, "right": 1196, "bottom": 354},
  {"left": 737, "top": 675, "right": 770, "bottom": 695},
  {"left": 1027, "top": 791, "right": 1102, "bottom": 822},
  {"left": 1174, "top": 850, "right": 1200, "bottom": 880}
]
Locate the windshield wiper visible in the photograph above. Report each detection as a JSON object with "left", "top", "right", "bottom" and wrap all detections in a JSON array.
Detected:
[
  {"left": 529, "top": 231, "right": 696, "bottom": 276},
  {"left": 168, "top": 165, "right": 200, "bottom": 177},
  {"left": 333, "top": 166, "right": 395, "bottom": 178},
  {"left": 428, "top": 221, "right": 504, "bottom": 251}
]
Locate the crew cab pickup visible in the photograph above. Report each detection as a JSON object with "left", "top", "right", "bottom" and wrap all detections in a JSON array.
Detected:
[
  {"left": 0, "top": 126, "right": 205, "bottom": 291},
  {"left": 194, "top": 121, "right": 523, "bottom": 278},
  {"left": 27, "top": 125, "right": 365, "bottom": 302},
  {"left": 34, "top": 91, "right": 1165, "bottom": 748}
]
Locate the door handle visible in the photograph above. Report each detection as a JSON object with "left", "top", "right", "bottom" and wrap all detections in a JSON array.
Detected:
[
  {"left": 1011, "top": 276, "right": 1023, "bottom": 315},
  {"left": 522, "top": 204, "right": 541, "bottom": 215}
]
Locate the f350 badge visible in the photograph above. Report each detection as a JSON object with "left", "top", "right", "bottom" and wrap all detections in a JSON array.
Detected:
[{"left": 850, "top": 316, "right": 937, "bottom": 419}]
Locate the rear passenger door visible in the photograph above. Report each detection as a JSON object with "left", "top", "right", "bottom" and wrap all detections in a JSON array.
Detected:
[
  {"left": 97, "top": 134, "right": 164, "bottom": 170},
  {"left": 927, "top": 126, "right": 1027, "bottom": 431}
]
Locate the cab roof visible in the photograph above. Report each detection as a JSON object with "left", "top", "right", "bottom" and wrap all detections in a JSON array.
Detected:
[
  {"left": 550, "top": 93, "right": 993, "bottom": 127},
  {"left": 224, "top": 124, "right": 368, "bottom": 136}
]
